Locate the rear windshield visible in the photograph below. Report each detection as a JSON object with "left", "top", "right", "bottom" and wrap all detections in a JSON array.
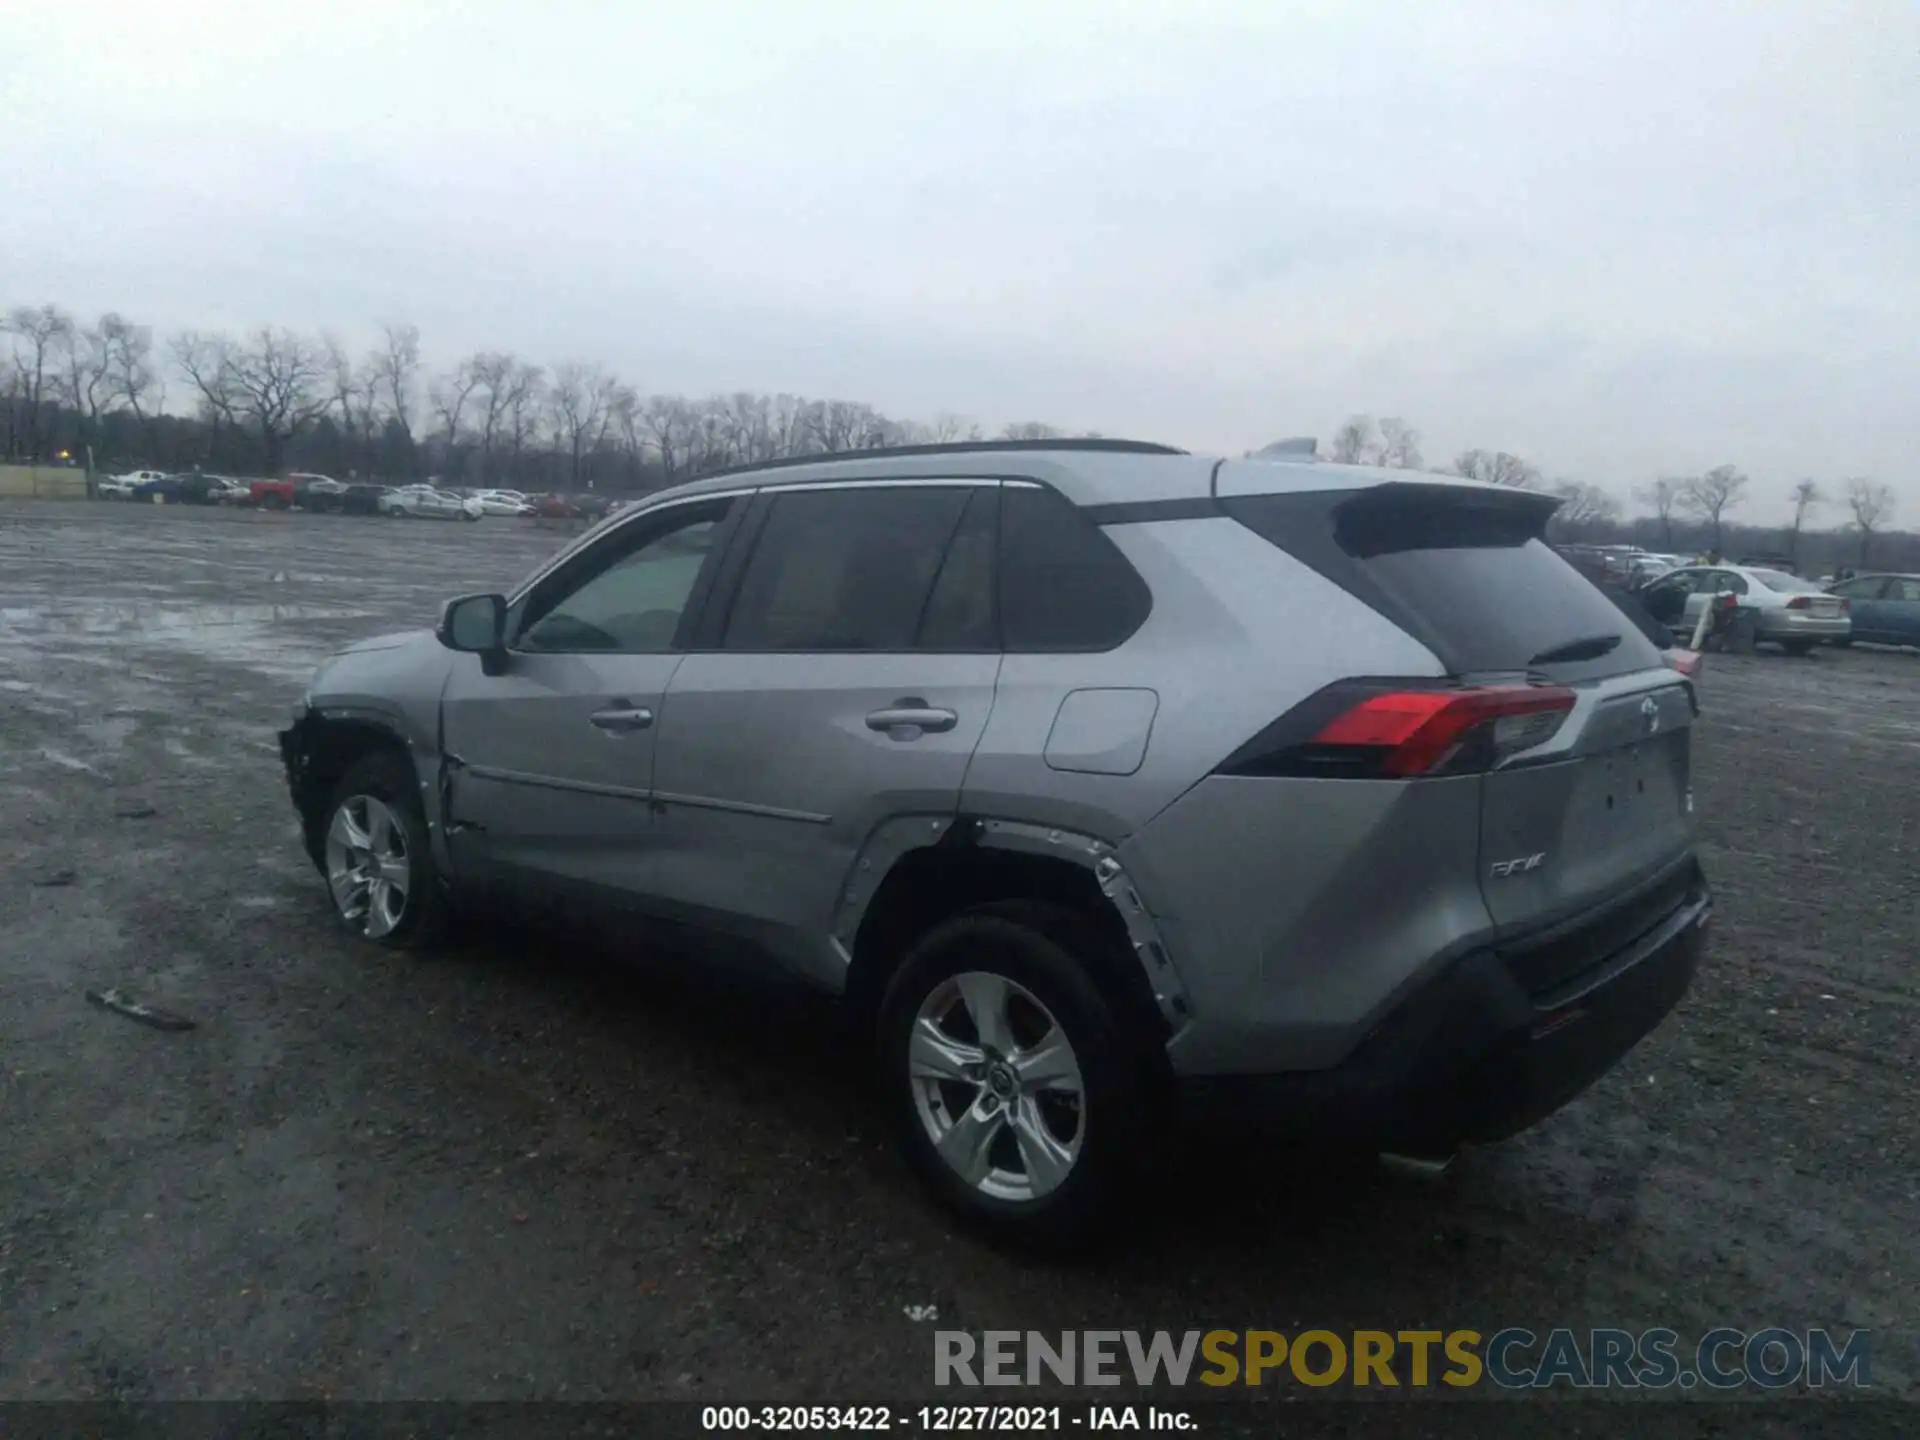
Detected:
[
  {"left": 1753, "top": 569, "right": 1820, "bottom": 592},
  {"left": 1223, "top": 484, "right": 1667, "bottom": 681}
]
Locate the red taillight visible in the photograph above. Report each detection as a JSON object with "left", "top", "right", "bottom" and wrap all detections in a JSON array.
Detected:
[
  {"left": 1309, "top": 685, "right": 1575, "bottom": 777},
  {"left": 1838, "top": 597, "right": 1851, "bottom": 612},
  {"left": 1786, "top": 596, "right": 1810, "bottom": 611}
]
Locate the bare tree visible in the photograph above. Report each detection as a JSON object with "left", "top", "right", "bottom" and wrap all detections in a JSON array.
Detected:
[
  {"left": 1453, "top": 449, "right": 1542, "bottom": 488},
  {"left": 549, "top": 361, "right": 620, "bottom": 489},
  {"left": 1632, "top": 478, "right": 1683, "bottom": 549},
  {"left": 4, "top": 304, "right": 75, "bottom": 458},
  {"left": 429, "top": 358, "right": 483, "bottom": 451},
  {"left": 1844, "top": 478, "right": 1895, "bottom": 565},
  {"left": 1678, "top": 465, "right": 1748, "bottom": 552},
  {"left": 1376, "top": 417, "right": 1423, "bottom": 469},
  {"left": 369, "top": 323, "right": 420, "bottom": 444},
  {"left": 1548, "top": 480, "right": 1621, "bottom": 536},
  {"left": 101, "top": 316, "right": 160, "bottom": 426},
  {"left": 223, "top": 327, "right": 332, "bottom": 474},
  {"left": 56, "top": 319, "right": 115, "bottom": 446},
  {"left": 1001, "top": 420, "right": 1064, "bottom": 441},
  {"left": 643, "top": 395, "right": 689, "bottom": 482},
  {"left": 1787, "top": 479, "right": 1823, "bottom": 567},
  {"left": 925, "top": 412, "right": 981, "bottom": 444},
  {"left": 466, "top": 352, "right": 538, "bottom": 485},
  {"left": 1329, "top": 414, "right": 1374, "bottom": 465},
  {"left": 803, "top": 399, "right": 889, "bottom": 453},
  {"left": 169, "top": 330, "right": 242, "bottom": 458},
  {"left": 503, "top": 365, "right": 545, "bottom": 481}
]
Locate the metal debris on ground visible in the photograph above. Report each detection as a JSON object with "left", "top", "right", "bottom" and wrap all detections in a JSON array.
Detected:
[
  {"left": 31, "top": 869, "right": 77, "bottom": 887},
  {"left": 113, "top": 803, "right": 159, "bottom": 819},
  {"left": 84, "top": 987, "right": 196, "bottom": 1032}
]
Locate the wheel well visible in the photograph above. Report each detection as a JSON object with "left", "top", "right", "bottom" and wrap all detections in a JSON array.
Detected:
[
  {"left": 291, "top": 718, "right": 414, "bottom": 862},
  {"left": 844, "top": 845, "right": 1170, "bottom": 1057}
]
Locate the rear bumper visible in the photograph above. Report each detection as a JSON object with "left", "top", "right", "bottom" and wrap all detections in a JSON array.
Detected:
[
  {"left": 1176, "top": 862, "right": 1710, "bottom": 1153},
  {"left": 1758, "top": 612, "right": 1849, "bottom": 639}
]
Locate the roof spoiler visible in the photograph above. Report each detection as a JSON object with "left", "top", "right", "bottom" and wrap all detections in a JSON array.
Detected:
[{"left": 1252, "top": 437, "right": 1318, "bottom": 461}]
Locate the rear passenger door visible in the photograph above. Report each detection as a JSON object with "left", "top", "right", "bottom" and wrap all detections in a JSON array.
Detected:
[{"left": 647, "top": 481, "right": 1002, "bottom": 982}]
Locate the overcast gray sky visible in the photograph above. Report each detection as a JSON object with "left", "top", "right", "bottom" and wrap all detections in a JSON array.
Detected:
[{"left": 4, "top": 0, "right": 1915, "bottom": 519}]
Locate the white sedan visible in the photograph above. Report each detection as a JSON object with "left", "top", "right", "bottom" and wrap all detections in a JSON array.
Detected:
[
  {"left": 471, "top": 489, "right": 535, "bottom": 516},
  {"left": 380, "top": 484, "right": 482, "bottom": 521}
]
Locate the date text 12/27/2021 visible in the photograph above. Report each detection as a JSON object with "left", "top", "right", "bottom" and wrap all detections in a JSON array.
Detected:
[{"left": 702, "top": 1406, "right": 1196, "bottom": 1432}]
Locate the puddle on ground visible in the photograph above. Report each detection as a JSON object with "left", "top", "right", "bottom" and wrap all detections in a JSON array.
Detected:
[
  {"left": 76, "top": 715, "right": 139, "bottom": 753},
  {"left": 0, "top": 602, "right": 384, "bottom": 681}
]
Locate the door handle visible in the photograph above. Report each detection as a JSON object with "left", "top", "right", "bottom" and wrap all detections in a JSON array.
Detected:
[
  {"left": 866, "top": 702, "right": 958, "bottom": 735},
  {"left": 590, "top": 703, "right": 654, "bottom": 733}
]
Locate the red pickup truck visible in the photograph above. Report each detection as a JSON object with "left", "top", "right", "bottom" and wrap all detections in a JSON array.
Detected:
[{"left": 246, "top": 477, "right": 297, "bottom": 510}]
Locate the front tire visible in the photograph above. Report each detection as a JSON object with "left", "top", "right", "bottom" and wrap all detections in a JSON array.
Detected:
[
  {"left": 876, "top": 902, "right": 1148, "bottom": 1248},
  {"left": 319, "top": 752, "right": 449, "bottom": 949}
]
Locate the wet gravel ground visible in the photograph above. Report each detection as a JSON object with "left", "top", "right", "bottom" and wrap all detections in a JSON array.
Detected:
[{"left": 2, "top": 500, "right": 1916, "bottom": 1411}]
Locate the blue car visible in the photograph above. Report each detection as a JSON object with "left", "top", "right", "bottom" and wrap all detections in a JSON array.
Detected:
[{"left": 1828, "top": 574, "right": 1920, "bottom": 649}]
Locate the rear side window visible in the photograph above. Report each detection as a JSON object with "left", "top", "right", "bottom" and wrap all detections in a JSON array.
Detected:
[
  {"left": 1224, "top": 484, "right": 1665, "bottom": 681},
  {"left": 1000, "top": 484, "right": 1151, "bottom": 651},
  {"left": 722, "top": 486, "right": 971, "bottom": 651}
]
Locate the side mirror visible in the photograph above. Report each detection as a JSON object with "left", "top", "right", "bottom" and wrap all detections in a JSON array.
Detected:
[{"left": 437, "top": 593, "right": 508, "bottom": 670}]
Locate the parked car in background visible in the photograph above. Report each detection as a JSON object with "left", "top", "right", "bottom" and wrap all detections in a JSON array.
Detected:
[
  {"left": 99, "top": 470, "right": 167, "bottom": 499},
  {"left": 238, "top": 477, "right": 298, "bottom": 510},
  {"left": 1827, "top": 573, "right": 1920, "bottom": 649},
  {"left": 381, "top": 484, "right": 482, "bottom": 520},
  {"left": 532, "top": 492, "right": 582, "bottom": 519},
  {"left": 280, "top": 439, "right": 1710, "bottom": 1243},
  {"left": 338, "top": 484, "right": 395, "bottom": 516},
  {"left": 1639, "top": 564, "right": 1850, "bottom": 655},
  {"left": 288, "top": 473, "right": 349, "bottom": 511},
  {"left": 133, "top": 472, "right": 250, "bottom": 505},
  {"left": 472, "top": 489, "right": 535, "bottom": 516}
]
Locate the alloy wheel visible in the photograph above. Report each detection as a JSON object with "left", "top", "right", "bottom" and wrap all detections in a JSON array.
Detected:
[
  {"left": 324, "top": 794, "right": 412, "bottom": 938},
  {"left": 908, "top": 970, "right": 1086, "bottom": 1202}
]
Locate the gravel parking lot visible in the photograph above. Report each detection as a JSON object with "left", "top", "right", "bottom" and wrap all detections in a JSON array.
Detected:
[{"left": 3, "top": 500, "right": 1916, "bottom": 1407}]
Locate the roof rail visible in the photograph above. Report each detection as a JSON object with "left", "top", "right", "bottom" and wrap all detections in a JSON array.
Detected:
[{"left": 686, "top": 437, "right": 1188, "bottom": 483}]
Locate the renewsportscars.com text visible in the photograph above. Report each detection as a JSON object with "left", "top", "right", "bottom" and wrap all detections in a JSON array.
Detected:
[{"left": 934, "top": 1328, "right": 1870, "bottom": 1391}]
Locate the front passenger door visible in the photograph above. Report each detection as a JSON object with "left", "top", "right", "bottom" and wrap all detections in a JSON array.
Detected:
[{"left": 440, "top": 495, "right": 741, "bottom": 899}]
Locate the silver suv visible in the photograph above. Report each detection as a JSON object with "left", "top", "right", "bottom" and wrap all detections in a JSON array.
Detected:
[{"left": 281, "top": 439, "right": 1711, "bottom": 1243}]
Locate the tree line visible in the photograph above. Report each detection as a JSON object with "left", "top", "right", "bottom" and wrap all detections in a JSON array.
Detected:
[
  {"left": 2, "top": 304, "right": 1907, "bottom": 566},
  {"left": 1320, "top": 413, "right": 1907, "bottom": 569},
  {"left": 0, "top": 303, "right": 1080, "bottom": 493}
]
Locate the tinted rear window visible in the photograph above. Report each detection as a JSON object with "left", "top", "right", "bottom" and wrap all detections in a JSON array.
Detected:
[
  {"left": 1225, "top": 485, "right": 1666, "bottom": 680},
  {"left": 1753, "top": 569, "right": 1820, "bottom": 592},
  {"left": 1000, "top": 485, "right": 1151, "bottom": 651}
]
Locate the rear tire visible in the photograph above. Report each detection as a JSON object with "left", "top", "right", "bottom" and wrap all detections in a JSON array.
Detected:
[
  {"left": 318, "top": 752, "right": 449, "bottom": 950},
  {"left": 876, "top": 901, "right": 1149, "bottom": 1250},
  {"left": 1781, "top": 640, "right": 1815, "bottom": 657},
  {"left": 1830, "top": 637, "right": 1852, "bottom": 649}
]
